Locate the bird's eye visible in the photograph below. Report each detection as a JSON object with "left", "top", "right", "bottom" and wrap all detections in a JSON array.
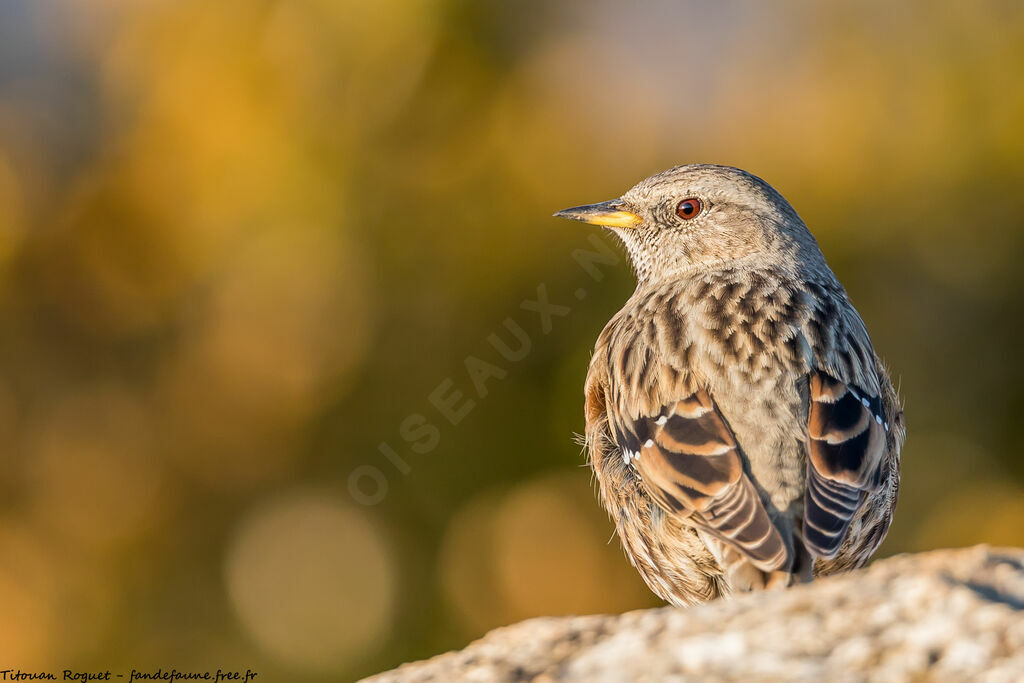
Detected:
[{"left": 676, "top": 198, "right": 702, "bottom": 220}]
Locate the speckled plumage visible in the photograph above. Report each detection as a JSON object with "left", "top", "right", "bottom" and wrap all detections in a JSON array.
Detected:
[{"left": 557, "top": 165, "right": 904, "bottom": 606}]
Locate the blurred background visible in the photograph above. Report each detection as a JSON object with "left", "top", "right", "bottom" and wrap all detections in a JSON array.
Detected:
[{"left": 0, "top": 0, "right": 1022, "bottom": 679}]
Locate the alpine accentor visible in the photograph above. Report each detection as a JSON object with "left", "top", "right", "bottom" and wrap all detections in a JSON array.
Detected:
[{"left": 554, "top": 165, "right": 904, "bottom": 606}]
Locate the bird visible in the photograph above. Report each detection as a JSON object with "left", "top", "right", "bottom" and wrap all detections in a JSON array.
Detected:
[{"left": 553, "top": 164, "right": 904, "bottom": 606}]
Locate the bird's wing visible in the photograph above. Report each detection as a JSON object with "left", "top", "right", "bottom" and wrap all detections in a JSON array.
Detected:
[
  {"left": 802, "top": 370, "right": 888, "bottom": 558},
  {"left": 798, "top": 291, "right": 891, "bottom": 560},
  {"left": 608, "top": 389, "right": 789, "bottom": 573}
]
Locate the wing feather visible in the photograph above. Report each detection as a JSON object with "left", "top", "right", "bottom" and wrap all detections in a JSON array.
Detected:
[
  {"left": 803, "top": 371, "right": 887, "bottom": 558},
  {"left": 611, "top": 389, "right": 789, "bottom": 572}
]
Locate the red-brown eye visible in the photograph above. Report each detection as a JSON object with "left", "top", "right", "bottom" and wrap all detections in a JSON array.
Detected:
[{"left": 676, "top": 198, "right": 702, "bottom": 220}]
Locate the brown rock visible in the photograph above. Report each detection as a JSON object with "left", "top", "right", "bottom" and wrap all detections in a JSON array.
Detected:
[{"left": 364, "top": 546, "right": 1024, "bottom": 682}]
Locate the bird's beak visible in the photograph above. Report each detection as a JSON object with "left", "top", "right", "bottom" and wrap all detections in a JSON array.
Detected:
[{"left": 552, "top": 199, "right": 642, "bottom": 229}]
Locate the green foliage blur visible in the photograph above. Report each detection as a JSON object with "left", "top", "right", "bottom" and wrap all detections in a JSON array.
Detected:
[{"left": 1, "top": 1, "right": 1023, "bottom": 680}]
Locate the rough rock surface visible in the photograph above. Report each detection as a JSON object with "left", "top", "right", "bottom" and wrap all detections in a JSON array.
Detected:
[{"left": 365, "top": 546, "right": 1024, "bottom": 682}]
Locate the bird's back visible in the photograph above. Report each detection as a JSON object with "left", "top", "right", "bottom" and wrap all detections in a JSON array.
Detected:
[{"left": 584, "top": 267, "right": 903, "bottom": 604}]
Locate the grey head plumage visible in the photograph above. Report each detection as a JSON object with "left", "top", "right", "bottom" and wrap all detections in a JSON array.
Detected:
[{"left": 555, "top": 164, "right": 832, "bottom": 286}]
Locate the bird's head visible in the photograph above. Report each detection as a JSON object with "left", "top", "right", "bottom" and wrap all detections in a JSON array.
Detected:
[{"left": 554, "top": 164, "right": 826, "bottom": 284}]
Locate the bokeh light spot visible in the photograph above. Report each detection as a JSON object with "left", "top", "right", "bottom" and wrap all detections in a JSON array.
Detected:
[
  {"left": 225, "top": 491, "right": 396, "bottom": 672},
  {"left": 158, "top": 226, "right": 369, "bottom": 489},
  {"left": 440, "top": 472, "right": 657, "bottom": 637},
  {"left": 27, "top": 385, "right": 166, "bottom": 548},
  {"left": 0, "top": 523, "right": 60, "bottom": 666}
]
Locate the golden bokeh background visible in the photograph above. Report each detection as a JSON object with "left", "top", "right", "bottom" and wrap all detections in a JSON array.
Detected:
[{"left": 0, "top": 1, "right": 1022, "bottom": 679}]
